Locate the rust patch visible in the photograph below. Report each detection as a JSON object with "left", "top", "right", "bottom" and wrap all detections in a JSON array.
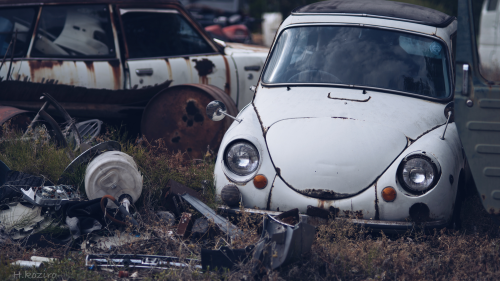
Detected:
[
  {"left": 276, "top": 208, "right": 299, "bottom": 225},
  {"left": 307, "top": 205, "right": 330, "bottom": 219},
  {"left": 222, "top": 55, "right": 231, "bottom": 95},
  {"left": 343, "top": 210, "right": 363, "bottom": 219},
  {"left": 108, "top": 60, "right": 121, "bottom": 90},
  {"left": 318, "top": 200, "right": 325, "bottom": 209},
  {"left": 83, "top": 61, "right": 94, "bottom": 72},
  {"left": 192, "top": 58, "right": 215, "bottom": 85},
  {"left": 302, "top": 188, "right": 352, "bottom": 200},
  {"left": 165, "top": 59, "right": 173, "bottom": 81}
]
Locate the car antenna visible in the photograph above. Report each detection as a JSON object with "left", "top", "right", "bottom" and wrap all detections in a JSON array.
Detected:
[{"left": 440, "top": 111, "right": 452, "bottom": 140}]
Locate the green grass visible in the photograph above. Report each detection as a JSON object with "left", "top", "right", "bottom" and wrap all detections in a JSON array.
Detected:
[{"left": 1, "top": 124, "right": 500, "bottom": 280}]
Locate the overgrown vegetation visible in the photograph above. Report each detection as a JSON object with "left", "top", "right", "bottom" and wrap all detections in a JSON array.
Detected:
[{"left": 1, "top": 124, "right": 500, "bottom": 280}]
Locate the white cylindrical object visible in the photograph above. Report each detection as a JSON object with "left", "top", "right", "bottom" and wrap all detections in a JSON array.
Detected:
[
  {"left": 31, "top": 256, "right": 56, "bottom": 263},
  {"left": 85, "top": 151, "right": 142, "bottom": 208},
  {"left": 12, "top": 261, "right": 43, "bottom": 268},
  {"left": 262, "top": 13, "right": 282, "bottom": 47}
]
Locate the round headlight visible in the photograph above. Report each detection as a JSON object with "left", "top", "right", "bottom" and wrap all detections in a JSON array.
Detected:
[
  {"left": 398, "top": 155, "right": 439, "bottom": 194},
  {"left": 224, "top": 141, "right": 260, "bottom": 176}
]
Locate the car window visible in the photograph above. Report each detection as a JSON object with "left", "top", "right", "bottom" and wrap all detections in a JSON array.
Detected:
[
  {"left": 31, "top": 5, "right": 115, "bottom": 58},
  {"left": 121, "top": 10, "right": 215, "bottom": 58},
  {"left": 263, "top": 26, "right": 451, "bottom": 99},
  {"left": 474, "top": 0, "right": 500, "bottom": 81},
  {"left": 0, "top": 7, "right": 36, "bottom": 57}
]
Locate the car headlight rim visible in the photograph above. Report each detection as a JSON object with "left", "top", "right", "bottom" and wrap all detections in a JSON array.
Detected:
[
  {"left": 397, "top": 154, "right": 440, "bottom": 195},
  {"left": 224, "top": 140, "right": 260, "bottom": 176}
]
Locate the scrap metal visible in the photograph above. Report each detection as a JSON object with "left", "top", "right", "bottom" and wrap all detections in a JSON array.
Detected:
[
  {"left": 180, "top": 193, "right": 243, "bottom": 240},
  {"left": 252, "top": 208, "right": 315, "bottom": 270},
  {"left": 86, "top": 254, "right": 201, "bottom": 270}
]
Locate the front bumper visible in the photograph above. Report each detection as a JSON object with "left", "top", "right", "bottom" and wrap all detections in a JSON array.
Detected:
[{"left": 219, "top": 206, "right": 448, "bottom": 233}]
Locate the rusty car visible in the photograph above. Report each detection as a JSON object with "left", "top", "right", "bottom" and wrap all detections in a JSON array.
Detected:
[
  {"left": 208, "top": 0, "right": 468, "bottom": 231},
  {"left": 0, "top": 0, "right": 268, "bottom": 158}
]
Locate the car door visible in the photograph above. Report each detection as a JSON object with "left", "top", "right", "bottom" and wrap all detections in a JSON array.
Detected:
[
  {"left": 454, "top": 0, "right": 500, "bottom": 217},
  {"left": 117, "top": 5, "right": 234, "bottom": 100},
  {"left": 0, "top": 4, "right": 124, "bottom": 90}
]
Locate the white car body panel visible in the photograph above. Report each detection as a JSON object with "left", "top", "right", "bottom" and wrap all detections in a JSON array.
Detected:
[
  {"left": 266, "top": 117, "right": 407, "bottom": 194},
  {"left": 254, "top": 87, "right": 448, "bottom": 140}
]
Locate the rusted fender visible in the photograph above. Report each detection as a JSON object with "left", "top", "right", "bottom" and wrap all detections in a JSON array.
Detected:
[{"left": 0, "top": 106, "right": 29, "bottom": 125}]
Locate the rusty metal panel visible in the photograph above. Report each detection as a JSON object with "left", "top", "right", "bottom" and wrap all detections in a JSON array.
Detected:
[
  {"left": 140, "top": 84, "right": 237, "bottom": 159},
  {"left": 0, "top": 59, "right": 123, "bottom": 90},
  {"left": 0, "top": 106, "right": 29, "bottom": 125},
  {"left": 0, "top": 79, "right": 171, "bottom": 119}
]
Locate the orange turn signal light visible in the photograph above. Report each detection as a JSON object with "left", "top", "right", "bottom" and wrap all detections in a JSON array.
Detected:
[
  {"left": 253, "top": 174, "right": 268, "bottom": 189},
  {"left": 382, "top": 187, "right": 397, "bottom": 202}
]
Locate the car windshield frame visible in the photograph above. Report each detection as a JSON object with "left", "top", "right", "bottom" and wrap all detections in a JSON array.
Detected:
[{"left": 260, "top": 23, "right": 454, "bottom": 101}]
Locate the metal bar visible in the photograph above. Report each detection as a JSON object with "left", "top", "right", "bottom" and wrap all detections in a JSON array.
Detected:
[
  {"left": 6, "top": 30, "right": 17, "bottom": 81},
  {"left": 0, "top": 40, "right": 12, "bottom": 72},
  {"left": 23, "top": 101, "right": 48, "bottom": 137},
  {"left": 180, "top": 193, "right": 243, "bottom": 239},
  {"left": 219, "top": 110, "right": 242, "bottom": 123}
]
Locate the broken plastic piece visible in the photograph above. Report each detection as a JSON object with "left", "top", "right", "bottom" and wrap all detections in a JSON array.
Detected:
[
  {"left": 180, "top": 193, "right": 243, "bottom": 240},
  {"left": 252, "top": 208, "right": 315, "bottom": 270}
]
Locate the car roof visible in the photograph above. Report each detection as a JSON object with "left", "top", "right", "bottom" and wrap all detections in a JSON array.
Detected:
[
  {"left": 0, "top": 0, "right": 179, "bottom": 6},
  {"left": 292, "top": 0, "right": 455, "bottom": 28}
]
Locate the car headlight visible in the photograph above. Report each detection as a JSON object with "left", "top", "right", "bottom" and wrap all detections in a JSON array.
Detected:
[
  {"left": 397, "top": 154, "right": 440, "bottom": 194},
  {"left": 224, "top": 140, "right": 260, "bottom": 176}
]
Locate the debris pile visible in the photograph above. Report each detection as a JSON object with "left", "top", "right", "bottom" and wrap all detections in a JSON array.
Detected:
[{"left": 0, "top": 93, "right": 326, "bottom": 277}]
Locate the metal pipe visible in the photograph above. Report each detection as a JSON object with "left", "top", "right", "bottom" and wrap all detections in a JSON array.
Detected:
[
  {"left": 6, "top": 30, "right": 17, "bottom": 81},
  {"left": 219, "top": 109, "right": 242, "bottom": 123}
]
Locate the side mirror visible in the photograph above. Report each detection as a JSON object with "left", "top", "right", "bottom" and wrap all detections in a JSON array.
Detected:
[
  {"left": 206, "top": 100, "right": 227, "bottom": 121},
  {"left": 206, "top": 100, "right": 242, "bottom": 123}
]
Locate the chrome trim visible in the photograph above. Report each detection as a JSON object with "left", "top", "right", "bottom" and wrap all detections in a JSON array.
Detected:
[
  {"left": 218, "top": 206, "right": 448, "bottom": 232},
  {"left": 289, "top": 13, "right": 455, "bottom": 28}
]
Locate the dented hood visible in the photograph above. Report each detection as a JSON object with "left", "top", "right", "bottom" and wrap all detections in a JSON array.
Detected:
[
  {"left": 254, "top": 87, "right": 447, "bottom": 140},
  {"left": 266, "top": 118, "right": 407, "bottom": 198},
  {"left": 257, "top": 87, "right": 447, "bottom": 198}
]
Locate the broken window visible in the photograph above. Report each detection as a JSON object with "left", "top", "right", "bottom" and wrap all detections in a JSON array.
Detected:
[
  {"left": 121, "top": 10, "right": 214, "bottom": 58},
  {"left": 31, "top": 5, "right": 115, "bottom": 58},
  {"left": 0, "top": 7, "right": 36, "bottom": 57},
  {"left": 263, "top": 26, "right": 451, "bottom": 98}
]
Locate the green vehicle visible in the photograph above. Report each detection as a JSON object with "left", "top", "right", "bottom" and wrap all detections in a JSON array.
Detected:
[{"left": 455, "top": 0, "right": 500, "bottom": 220}]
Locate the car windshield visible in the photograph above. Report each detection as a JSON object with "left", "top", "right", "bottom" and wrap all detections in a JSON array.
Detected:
[{"left": 262, "top": 26, "right": 451, "bottom": 98}]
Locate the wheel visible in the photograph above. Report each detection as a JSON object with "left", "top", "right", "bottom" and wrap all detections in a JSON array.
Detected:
[
  {"left": 287, "top": 69, "right": 342, "bottom": 83},
  {"left": 140, "top": 84, "right": 238, "bottom": 159}
]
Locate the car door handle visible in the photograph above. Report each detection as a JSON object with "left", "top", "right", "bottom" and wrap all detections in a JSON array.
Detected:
[
  {"left": 135, "top": 68, "right": 153, "bottom": 76},
  {"left": 244, "top": 65, "right": 260, "bottom": 71},
  {"left": 462, "top": 64, "right": 469, "bottom": 96}
]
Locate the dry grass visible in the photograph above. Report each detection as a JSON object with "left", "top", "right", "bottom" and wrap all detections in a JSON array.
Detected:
[{"left": 1, "top": 124, "right": 500, "bottom": 280}]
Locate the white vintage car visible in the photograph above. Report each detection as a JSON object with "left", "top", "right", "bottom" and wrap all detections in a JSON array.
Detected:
[{"left": 209, "top": 0, "right": 466, "bottom": 231}]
